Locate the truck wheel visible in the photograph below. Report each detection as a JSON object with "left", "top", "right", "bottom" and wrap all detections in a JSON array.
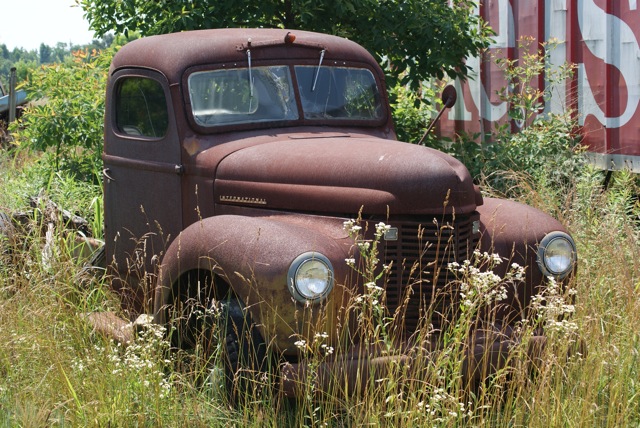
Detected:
[
  {"left": 219, "top": 298, "right": 270, "bottom": 405},
  {"left": 168, "top": 275, "right": 271, "bottom": 404}
]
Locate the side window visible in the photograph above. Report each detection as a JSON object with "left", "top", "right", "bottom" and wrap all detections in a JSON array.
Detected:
[{"left": 115, "top": 77, "right": 169, "bottom": 138}]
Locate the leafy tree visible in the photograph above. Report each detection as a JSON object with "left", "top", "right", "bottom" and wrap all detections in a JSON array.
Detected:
[
  {"left": 52, "top": 42, "right": 71, "bottom": 63},
  {"left": 1, "top": 45, "right": 39, "bottom": 83},
  {"left": 39, "top": 43, "right": 52, "bottom": 64},
  {"left": 78, "top": 0, "right": 492, "bottom": 89},
  {"left": 90, "top": 33, "right": 115, "bottom": 50},
  {"left": 9, "top": 49, "right": 114, "bottom": 181},
  {"left": 0, "top": 34, "right": 118, "bottom": 84}
]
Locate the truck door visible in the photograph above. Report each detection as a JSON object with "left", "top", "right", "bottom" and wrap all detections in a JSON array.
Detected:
[{"left": 103, "top": 69, "right": 182, "bottom": 312}]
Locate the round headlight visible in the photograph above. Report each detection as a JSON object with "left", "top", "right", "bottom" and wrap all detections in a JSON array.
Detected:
[
  {"left": 288, "top": 252, "right": 334, "bottom": 303},
  {"left": 537, "top": 232, "right": 577, "bottom": 279}
]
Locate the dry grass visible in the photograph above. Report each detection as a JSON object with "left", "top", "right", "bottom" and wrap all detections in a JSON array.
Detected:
[{"left": 0, "top": 154, "right": 639, "bottom": 426}]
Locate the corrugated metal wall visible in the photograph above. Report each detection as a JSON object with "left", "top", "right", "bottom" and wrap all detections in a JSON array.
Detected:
[{"left": 440, "top": 0, "right": 640, "bottom": 171}]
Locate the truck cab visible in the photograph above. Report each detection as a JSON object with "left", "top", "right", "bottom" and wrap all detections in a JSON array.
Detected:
[{"left": 103, "top": 28, "right": 577, "bottom": 398}]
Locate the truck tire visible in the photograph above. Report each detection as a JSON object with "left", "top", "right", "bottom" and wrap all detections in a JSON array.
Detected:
[
  {"left": 220, "top": 298, "right": 270, "bottom": 406},
  {"left": 168, "top": 275, "right": 270, "bottom": 405}
]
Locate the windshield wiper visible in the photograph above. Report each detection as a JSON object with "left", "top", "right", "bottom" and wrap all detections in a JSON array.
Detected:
[
  {"left": 247, "top": 48, "right": 254, "bottom": 98},
  {"left": 311, "top": 49, "right": 325, "bottom": 92}
]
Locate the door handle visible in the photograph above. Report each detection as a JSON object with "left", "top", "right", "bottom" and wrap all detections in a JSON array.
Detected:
[{"left": 103, "top": 168, "right": 116, "bottom": 182}]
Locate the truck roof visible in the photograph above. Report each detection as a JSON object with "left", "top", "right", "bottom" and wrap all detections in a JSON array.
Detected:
[{"left": 109, "top": 28, "right": 381, "bottom": 84}]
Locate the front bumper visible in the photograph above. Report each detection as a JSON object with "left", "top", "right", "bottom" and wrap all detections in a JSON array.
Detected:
[{"left": 279, "top": 324, "right": 547, "bottom": 397}]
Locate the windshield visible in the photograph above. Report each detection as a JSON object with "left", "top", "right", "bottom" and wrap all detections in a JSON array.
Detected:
[
  {"left": 188, "top": 65, "right": 383, "bottom": 127},
  {"left": 295, "top": 66, "right": 382, "bottom": 120},
  {"left": 189, "top": 66, "right": 298, "bottom": 126}
]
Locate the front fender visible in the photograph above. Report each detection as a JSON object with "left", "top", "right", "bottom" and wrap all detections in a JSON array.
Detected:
[
  {"left": 477, "top": 198, "right": 576, "bottom": 319},
  {"left": 154, "top": 214, "right": 354, "bottom": 352}
]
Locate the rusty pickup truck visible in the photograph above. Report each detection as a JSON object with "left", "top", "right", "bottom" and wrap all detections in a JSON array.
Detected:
[{"left": 102, "top": 28, "right": 577, "bottom": 399}]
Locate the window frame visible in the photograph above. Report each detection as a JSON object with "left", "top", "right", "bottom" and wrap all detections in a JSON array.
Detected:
[{"left": 182, "top": 59, "right": 388, "bottom": 134}]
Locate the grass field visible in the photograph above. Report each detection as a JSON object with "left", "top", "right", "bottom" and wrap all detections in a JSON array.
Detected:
[{"left": 0, "top": 151, "right": 638, "bottom": 427}]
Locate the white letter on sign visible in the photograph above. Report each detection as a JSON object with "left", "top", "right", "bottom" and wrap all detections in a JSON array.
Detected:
[
  {"left": 578, "top": 0, "right": 640, "bottom": 128},
  {"left": 451, "top": 0, "right": 514, "bottom": 123}
]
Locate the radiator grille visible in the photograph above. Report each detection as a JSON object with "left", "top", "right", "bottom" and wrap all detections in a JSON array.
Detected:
[{"left": 380, "top": 213, "right": 479, "bottom": 335}]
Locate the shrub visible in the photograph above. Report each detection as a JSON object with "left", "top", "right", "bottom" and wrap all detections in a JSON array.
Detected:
[
  {"left": 404, "top": 38, "right": 587, "bottom": 203},
  {"left": 389, "top": 82, "right": 440, "bottom": 144},
  {"left": 8, "top": 48, "right": 114, "bottom": 183}
]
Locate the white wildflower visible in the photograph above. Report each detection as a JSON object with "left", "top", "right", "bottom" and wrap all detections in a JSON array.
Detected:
[
  {"left": 374, "top": 222, "right": 391, "bottom": 237},
  {"left": 321, "top": 344, "right": 334, "bottom": 355},
  {"left": 343, "top": 219, "right": 355, "bottom": 230},
  {"left": 365, "top": 282, "right": 383, "bottom": 293},
  {"left": 357, "top": 240, "right": 371, "bottom": 250}
]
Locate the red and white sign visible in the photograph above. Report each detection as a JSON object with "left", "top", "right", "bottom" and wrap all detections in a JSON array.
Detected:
[{"left": 441, "top": 0, "right": 640, "bottom": 172}]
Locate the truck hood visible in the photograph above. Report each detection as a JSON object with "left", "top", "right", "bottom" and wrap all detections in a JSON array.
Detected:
[{"left": 213, "top": 136, "right": 480, "bottom": 215}]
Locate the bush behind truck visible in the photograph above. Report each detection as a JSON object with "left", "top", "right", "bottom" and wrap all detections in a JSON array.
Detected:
[{"left": 100, "top": 28, "right": 578, "bottom": 400}]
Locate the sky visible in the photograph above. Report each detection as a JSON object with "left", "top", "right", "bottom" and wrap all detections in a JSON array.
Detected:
[{"left": 1, "top": 0, "right": 96, "bottom": 51}]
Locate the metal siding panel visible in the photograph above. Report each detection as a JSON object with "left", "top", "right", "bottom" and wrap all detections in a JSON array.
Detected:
[{"left": 440, "top": 0, "right": 640, "bottom": 165}]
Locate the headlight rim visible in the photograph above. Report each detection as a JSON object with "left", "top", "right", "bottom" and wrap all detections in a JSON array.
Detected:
[
  {"left": 536, "top": 231, "right": 577, "bottom": 280},
  {"left": 287, "top": 252, "right": 334, "bottom": 303}
]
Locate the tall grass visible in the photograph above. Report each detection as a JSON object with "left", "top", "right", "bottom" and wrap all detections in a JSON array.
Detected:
[{"left": 1, "top": 147, "right": 639, "bottom": 426}]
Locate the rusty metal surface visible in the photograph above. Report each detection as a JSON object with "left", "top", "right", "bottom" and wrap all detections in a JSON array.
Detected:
[
  {"left": 103, "top": 28, "right": 579, "bottom": 396},
  {"left": 103, "top": 29, "right": 395, "bottom": 300},
  {"left": 153, "top": 213, "right": 355, "bottom": 353},
  {"left": 213, "top": 136, "right": 478, "bottom": 216},
  {"left": 476, "top": 197, "right": 575, "bottom": 323},
  {"left": 110, "top": 28, "right": 381, "bottom": 85},
  {"left": 381, "top": 212, "right": 480, "bottom": 334},
  {"left": 440, "top": 0, "right": 640, "bottom": 169},
  {"left": 109, "top": 29, "right": 393, "bottom": 136}
]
